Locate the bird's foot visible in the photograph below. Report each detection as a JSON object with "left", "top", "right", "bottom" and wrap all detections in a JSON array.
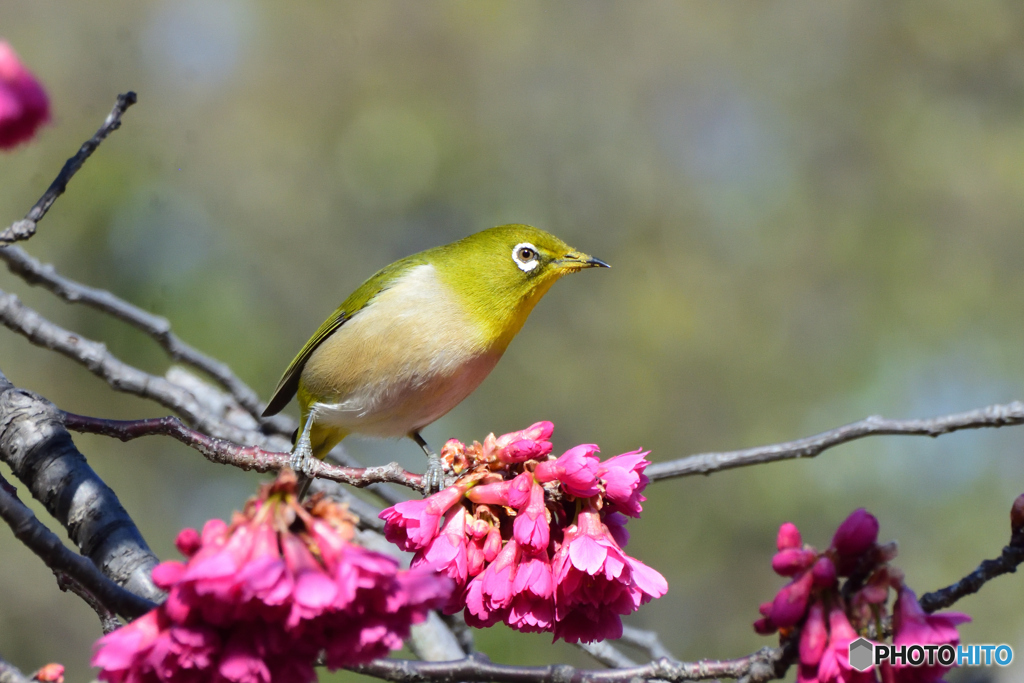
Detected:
[
  {"left": 289, "top": 440, "right": 318, "bottom": 479},
  {"left": 422, "top": 453, "right": 447, "bottom": 495}
]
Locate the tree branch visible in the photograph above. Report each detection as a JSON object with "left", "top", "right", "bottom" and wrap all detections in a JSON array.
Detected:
[
  {"left": 619, "top": 626, "right": 675, "bottom": 662},
  {"left": 62, "top": 412, "right": 425, "bottom": 492},
  {"left": 919, "top": 527, "right": 1024, "bottom": 613},
  {"left": 0, "top": 655, "right": 30, "bottom": 683},
  {"left": 0, "top": 369, "right": 163, "bottom": 602},
  {"left": 0, "top": 92, "right": 137, "bottom": 244},
  {"left": 0, "top": 245, "right": 292, "bottom": 435},
  {"left": 0, "top": 471, "right": 154, "bottom": 620},
  {"left": 350, "top": 645, "right": 790, "bottom": 683},
  {"left": 647, "top": 402, "right": 1024, "bottom": 481},
  {"left": 0, "top": 288, "right": 275, "bottom": 447}
]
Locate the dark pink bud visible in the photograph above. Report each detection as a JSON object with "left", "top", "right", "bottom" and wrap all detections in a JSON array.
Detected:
[
  {"left": 506, "top": 472, "right": 533, "bottom": 509},
  {"left": 758, "top": 601, "right": 774, "bottom": 618},
  {"left": 772, "top": 549, "right": 817, "bottom": 577},
  {"left": 811, "top": 557, "right": 836, "bottom": 588},
  {"left": 753, "top": 617, "right": 777, "bottom": 635},
  {"left": 831, "top": 508, "right": 879, "bottom": 556},
  {"left": 175, "top": 528, "right": 202, "bottom": 557},
  {"left": 1012, "top": 493, "right": 1024, "bottom": 534},
  {"left": 777, "top": 522, "right": 802, "bottom": 550},
  {"left": 770, "top": 570, "right": 814, "bottom": 627}
]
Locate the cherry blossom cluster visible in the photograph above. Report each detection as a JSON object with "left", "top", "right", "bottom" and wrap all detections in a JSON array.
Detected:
[
  {"left": 755, "top": 509, "right": 970, "bottom": 683},
  {"left": 380, "top": 422, "right": 668, "bottom": 643},
  {"left": 0, "top": 40, "right": 49, "bottom": 149},
  {"left": 92, "top": 471, "right": 452, "bottom": 683}
]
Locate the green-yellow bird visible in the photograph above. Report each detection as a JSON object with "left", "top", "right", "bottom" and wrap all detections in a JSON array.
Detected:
[{"left": 262, "top": 224, "right": 608, "bottom": 493}]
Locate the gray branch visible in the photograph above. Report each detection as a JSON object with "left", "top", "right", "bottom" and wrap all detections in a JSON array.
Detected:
[
  {"left": 0, "top": 471, "right": 154, "bottom": 620},
  {"left": 0, "top": 92, "right": 137, "bottom": 244},
  {"left": 0, "top": 244, "right": 292, "bottom": 435},
  {"left": 0, "top": 287, "right": 275, "bottom": 447},
  {"left": 0, "top": 369, "right": 163, "bottom": 602},
  {"left": 647, "top": 402, "right": 1024, "bottom": 481},
  {"left": 0, "top": 655, "right": 30, "bottom": 683}
]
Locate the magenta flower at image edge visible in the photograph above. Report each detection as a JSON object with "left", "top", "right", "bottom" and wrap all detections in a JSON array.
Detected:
[
  {"left": 91, "top": 472, "right": 453, "bottom": 683},
  {"left": 0, "top": 40, "right": 49, "bottom": 149},
  {"left": 380, "top": 422, "right": 668, "bottom": 643}
]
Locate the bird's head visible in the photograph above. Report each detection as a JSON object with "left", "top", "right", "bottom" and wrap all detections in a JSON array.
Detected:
[{"left": 434, "top": 224, "right": 608, "bottom": 345}]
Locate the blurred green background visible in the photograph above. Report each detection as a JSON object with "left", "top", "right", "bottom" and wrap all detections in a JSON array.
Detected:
[{"left": 3, "top": 1, "right": 1024, "bottom": 680}]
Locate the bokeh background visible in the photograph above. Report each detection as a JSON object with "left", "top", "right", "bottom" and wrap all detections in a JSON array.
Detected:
[{"left": 3, "top": 1, "right": 1024, "bottom": 680}]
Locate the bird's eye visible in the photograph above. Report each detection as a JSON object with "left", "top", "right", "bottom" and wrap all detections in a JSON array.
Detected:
[{"left": 511, "top": 242, "right": 540, "bottom": 272}]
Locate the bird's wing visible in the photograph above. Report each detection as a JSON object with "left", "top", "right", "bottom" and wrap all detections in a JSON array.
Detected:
[
  {"left": 262, "top": 306, "right": 350, "bottom": 417},
  {"left": 261, "top": 254, "right": 429, "bottom": 418}
]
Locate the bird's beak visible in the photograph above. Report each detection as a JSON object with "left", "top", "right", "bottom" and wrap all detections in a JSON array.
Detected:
[{"left": 557, "top": 251, "right": 610, "bottom": 271}]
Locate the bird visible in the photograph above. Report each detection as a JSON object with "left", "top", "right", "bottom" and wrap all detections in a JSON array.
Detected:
[{"left": 262, "top": 224, "right": 609, "bottom": 495}]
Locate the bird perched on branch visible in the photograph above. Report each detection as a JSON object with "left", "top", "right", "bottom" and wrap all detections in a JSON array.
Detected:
[{"left": 263, "top": 224, "right": 608, "bottom": 495}]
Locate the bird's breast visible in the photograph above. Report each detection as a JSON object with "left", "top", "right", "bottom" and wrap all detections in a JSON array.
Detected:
[{"left": 300, "top": 264, "right": 501, "bottom": 437}]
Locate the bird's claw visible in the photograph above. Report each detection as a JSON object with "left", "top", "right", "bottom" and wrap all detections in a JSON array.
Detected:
[
  {"left": 290, "top": 441, "right": 318, "bottom": 479},
  {"left": 423, "top": 454, "right": 447, "bottom": 495}
]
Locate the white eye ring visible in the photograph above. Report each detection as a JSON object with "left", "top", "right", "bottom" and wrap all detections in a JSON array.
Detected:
[{"left": 512, "top": 242, "right": 539, "bottom": 272}]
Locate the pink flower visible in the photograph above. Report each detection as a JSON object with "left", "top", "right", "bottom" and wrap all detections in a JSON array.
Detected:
[
  {"left": 534, "top": 444, "right": 600, "bottom": 497},
  {"left": 379, "top": 483, "right": 465, "bottom": 551},
  {"left": 93, "top": 471, "right": 452, "bottom": 683},
  {"left": 493, "top": 421, "right": 554, "bottom": 463},
  {"left": 596, "top": 449, "right": 651, "bottom": 517},
  {"left": 465, "top": 539, "right": 519, "bottom": 628},
  {"left": 413, "top": 506, "right": 470, "bottom": 585},
  {"left": 551, "top": 506, "right": 667, "bottom": 643},
  {"left": 0, "top": 42, "right": 49, "bottom": 149},
  {"left": 892, "top": 587, "right": 970, "bottom": 683},
  {"left": 831, "top": 508, "right": 879, "bottom": 558},
  {"left": 800, "top": 602, "right": 828, "bottom": 666},
  {"left": 508, "top": 551, "right": 555, "bottom": 633},
  {"left": 513, "top": 479, "right": 550, "bottom": 552},
  {"left": 817, "top": 606, "right": 878, "bottom": 683}
]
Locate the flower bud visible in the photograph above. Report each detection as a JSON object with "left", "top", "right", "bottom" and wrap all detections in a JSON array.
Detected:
[
  {"left": 772, "top": 548, "right": 817, "bottom": 577},
  {"left": 831, "top": 508, "right": 879, "bottom": 556},
  {"left": 811, "top": 556, "right": 836, "bottom": 588},
  {"left": 175, "top": 528, "right": 202, "bottom": 557},
  {"left": 777, "top": 522, "right": 802, "bottom": 550},
  {"left": 1011, "top": 493, "right": 1024, "bottom": 534},
  {"left": 770, "top": 570, "right": 814, "bottom": 627}
]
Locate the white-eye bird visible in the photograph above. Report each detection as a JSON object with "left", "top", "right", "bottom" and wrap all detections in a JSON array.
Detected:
[{"left": 262, "top": 224, "right": 608, "bottom": 493}]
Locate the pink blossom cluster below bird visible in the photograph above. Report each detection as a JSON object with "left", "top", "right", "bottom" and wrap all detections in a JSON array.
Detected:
[
  {"left": 91, "top": 472, "right": 452, "bottom": 683},
  {"left": 379, "top": 421, "right": 669, "bottom": 643}
]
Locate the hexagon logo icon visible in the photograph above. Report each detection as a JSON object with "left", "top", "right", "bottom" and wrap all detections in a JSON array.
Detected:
[{"left": 848, "top": 637, "right": 874, "bottom": 672}]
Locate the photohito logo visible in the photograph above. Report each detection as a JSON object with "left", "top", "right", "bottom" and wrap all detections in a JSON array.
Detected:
[{"left": 848, "top": 637, "right": 1014, "bottom": 672}]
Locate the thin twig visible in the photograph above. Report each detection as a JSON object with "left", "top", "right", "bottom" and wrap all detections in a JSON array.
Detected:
[
  {"left": 919, "top": 529, "right": 1024, "bottom": 613},
  {"left": 0, "top": 245, "right": 292, "bottom": 435},
  {"left": 0, "top": 92, "right": 137, "bottom": 244},
  {"left": 62, "top": 412, "right": 425, "bottom": 492},
  {"left": 620, "top": 626, "right": 675, "bottom": 661},
  {"left": 54, "top": 570, "right": 127, "bottom": 633},
  {"left": 579, "top": 641, "right": 638, "bottom": 668},
  {"left": 0, "top": 288, "right": 271, "bottom": 446},
  {"left": 0, "top": 655, "right": 31, "bottom": 683},
  {"left": 350, "top": 645, "right": 789, "bottom": 683},
  {"left": 0, "top": 472, "right": 154, "bottom": 619},
  {"left": 647, "top": 403, "right": 1024, "bottom": 481}
]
